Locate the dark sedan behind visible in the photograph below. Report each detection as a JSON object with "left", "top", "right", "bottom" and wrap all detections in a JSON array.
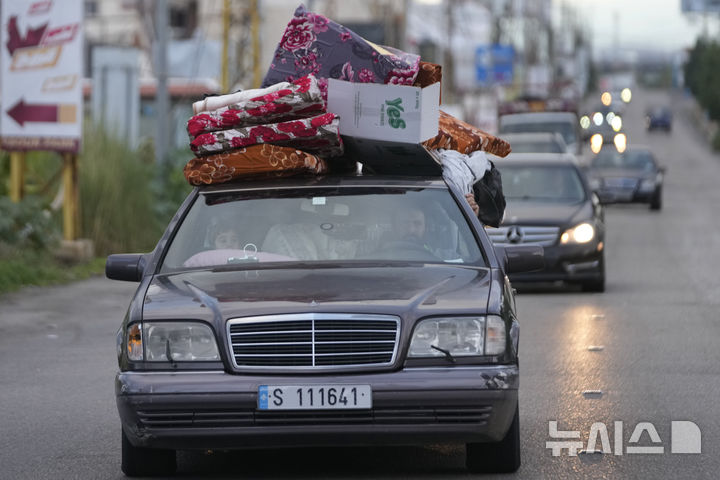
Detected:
[
  {"left": 487, "top": 153, "right": 606, "bottom": 292},
  {"left": 587, "top": 145, "right": 665, "bottom": 210}
]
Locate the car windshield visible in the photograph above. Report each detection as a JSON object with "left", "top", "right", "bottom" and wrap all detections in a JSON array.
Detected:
[
  {"left": 497, "top": 165, "right": 586, "bottom": 203},
  {"left": 592, "top": 150, "right": 656, "bottom": 171},
  {"left": 507, "top": 141, "right": 564, "bottom": 154},
  {"left": 160, "top": 186, "right": 485, "bottom": 271},
  {"left": 501, "top": 121, "right": 577, "bottom": 146}
]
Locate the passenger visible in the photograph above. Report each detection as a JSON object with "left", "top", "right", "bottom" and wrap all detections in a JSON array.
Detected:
[{"left": 213, "top": 225, "right": 242, "bottom": 250}]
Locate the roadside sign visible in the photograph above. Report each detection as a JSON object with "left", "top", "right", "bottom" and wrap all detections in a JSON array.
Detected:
[
  {"left": 475, "top": 44, "right": 514, "bottom": 87},
  {"left": 0, "top": 0, "right": 83, "bottom": 153}
]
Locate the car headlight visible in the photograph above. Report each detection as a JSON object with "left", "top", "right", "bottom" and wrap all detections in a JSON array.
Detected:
[
  {"left": 408, "top": 316, "right": 506, "bottom": 358},
  {"left": 560, "top": 222, "right": 595, "bottom": 244},
  {"left": 590, "top": 133, "right": 603, "bottom": 154},
  {"left": 639, "top": 179, "right": 656, "bottom": 192},
  {"left": 126, "top": 321, "right": 220, "bottom": 362}
]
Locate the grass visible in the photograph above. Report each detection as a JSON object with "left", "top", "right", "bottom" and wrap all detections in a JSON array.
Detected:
[{"left": 0, "top": 253, "right": 106, "bottom": 295}]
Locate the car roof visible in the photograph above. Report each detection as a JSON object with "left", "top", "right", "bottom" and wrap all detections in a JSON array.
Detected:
[
  {"left": 499, "top": 112, "right": 578, "bottom": 123},
  {"left": 499, "top": 132, "right": 565, "bottom": 143},
  {"left": 196, "top": 174, "right": 450, "bottom": 194},
  {"left": 596, "top": 144, "right": 653, "bottom": 154},
  {"left": 494, "top": 152, "right": 579, "bottom": 165}
]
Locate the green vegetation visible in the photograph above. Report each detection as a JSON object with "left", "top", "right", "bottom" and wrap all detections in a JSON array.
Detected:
[
  {"left": 685, "top": 39, "right": 720, "bottom": 143},
  {"left": 0, "top": 124, "right": 193, "bottom": 294}
]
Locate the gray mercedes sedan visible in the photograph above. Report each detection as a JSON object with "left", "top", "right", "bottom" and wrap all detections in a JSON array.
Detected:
[{"left": 107, "top": 174, "right": 542, "bottom": 477}]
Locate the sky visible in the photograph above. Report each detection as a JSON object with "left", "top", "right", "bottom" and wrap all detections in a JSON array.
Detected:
[{"left": 567, "top": 0, "right": 717, "bottom": 53}]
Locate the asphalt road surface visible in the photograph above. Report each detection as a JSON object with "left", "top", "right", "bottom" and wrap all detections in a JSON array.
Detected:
[{"left": 1, "top": 87, "right": 718, "bottom": 479}]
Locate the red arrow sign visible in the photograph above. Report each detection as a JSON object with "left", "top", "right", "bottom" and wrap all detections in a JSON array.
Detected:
[{"left": 6, "top": 98, "right": 76, "bottom": 127}]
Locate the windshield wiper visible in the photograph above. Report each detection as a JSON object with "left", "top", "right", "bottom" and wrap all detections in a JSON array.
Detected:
[{"left": 431, "top": 345, "right": 456, "bottom": 363}]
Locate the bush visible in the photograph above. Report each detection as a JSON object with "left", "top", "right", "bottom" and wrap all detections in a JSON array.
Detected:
[
  {"left": 78, "top": 125, "right": 166, "bottom": 255},
  {"left": 0, "top": 196, "right": 59, "bottom": 251}
]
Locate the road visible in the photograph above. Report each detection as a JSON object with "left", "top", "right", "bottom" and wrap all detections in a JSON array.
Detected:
[{"left": 1, "top": 87, "right": 719, "bottom": 479}]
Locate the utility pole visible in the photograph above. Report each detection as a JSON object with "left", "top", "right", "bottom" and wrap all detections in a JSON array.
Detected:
[
  {"left": 251, "top": 0, "right": 261, "bottom": 88},
  {"left": 155, "top": 0, "right": 169, "bottom": 166},
  {"left": 221, "top": 0, "right": 231, "bottom": 92},
  {"left": 444, "top": 0, "right": 456, "bottom": 105}
]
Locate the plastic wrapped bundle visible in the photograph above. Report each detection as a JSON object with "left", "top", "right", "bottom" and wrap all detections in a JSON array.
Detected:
[
  {"left": 190, "top": 112, "right": 343, "bottom": 158},
  {"left": 183, "top": 144, "right": 328, "bottom": 186},
  {"left": 263, "top": 5, "right": 420, "bottom": 90},
  {"left": 187, "top": 75, "right": 325, "bottom": 138},
  {"left": 423, "top": 110, "right": 512, "bottom": 157}
]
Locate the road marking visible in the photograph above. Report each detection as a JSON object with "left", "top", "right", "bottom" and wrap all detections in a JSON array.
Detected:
[
  {"left": 590, "top": 314, "right": 605, "bottom": 320},
  {"left": 582, "top": 390, "right": 603, "bottom": 399},
  {"left": 587, "top": 345, "right": 605, "bottom": 351}
]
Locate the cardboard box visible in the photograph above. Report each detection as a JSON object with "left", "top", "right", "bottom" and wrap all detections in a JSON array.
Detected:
[{"left": 327, "top": 79, "right": 440, "bottom": 144}]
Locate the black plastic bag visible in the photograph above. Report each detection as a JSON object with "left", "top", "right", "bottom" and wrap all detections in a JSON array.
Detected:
[{"left": 472, "top": 161, "right": 506, "bottom": 228}]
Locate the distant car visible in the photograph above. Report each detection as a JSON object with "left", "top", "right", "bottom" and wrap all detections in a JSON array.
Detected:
[
  {"left": 645, "top": 106, "right": 672, "bottom": 132},
  {"left": 498, "top": 112, "right": 581, "bottom": 155},
  {"left": 499, "top": 132, "right": 568, "bottom": 154},
  {"left": 107, "top": 174, "right": 544, "bottom": 476},
  {"left": 487, "top": 153, "right": 606, "bottom": 292},
  {"left": 587, "top": 145, "right": 665, "bottom": 210}
]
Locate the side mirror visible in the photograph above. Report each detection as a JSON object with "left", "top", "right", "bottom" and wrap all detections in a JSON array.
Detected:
[
  {"left": 495, "top": 244, "right": 544, "bottom": 274},
  {"left": 106, "top": 254, "right": 148, "bottom": 282}
]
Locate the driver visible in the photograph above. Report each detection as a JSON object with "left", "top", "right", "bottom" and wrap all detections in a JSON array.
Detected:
[{"left": 390, "top": 206, "right": 434, "bottom": 255}]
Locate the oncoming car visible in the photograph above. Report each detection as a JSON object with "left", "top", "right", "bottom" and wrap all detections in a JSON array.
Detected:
[
  {"left": 487, "top": 153, "right": 606, "bottom": 292},
  {"left": 107, "top": 174, "right": 543, "bottom": 476},
  {"left": 587, "top": 145, "right": 665, "bottom": 210}
]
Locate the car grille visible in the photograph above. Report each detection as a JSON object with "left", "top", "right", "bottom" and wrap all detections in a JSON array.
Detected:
[
  {"left": 137, "top": 405, "right": 492, "bottom": 429},
  {"left": 227, "top": 313, "right": 400, "bottom": 370},
  {"left": 602, "top": 177, "right": 638, "bottom": 189},
  {"left": 486, "top": 225, "right": 560, "bottom": 246}
]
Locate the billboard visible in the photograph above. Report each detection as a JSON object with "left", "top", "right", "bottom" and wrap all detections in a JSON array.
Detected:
[
  {"left": 0, "top": 0, "right": 83, "bottom": 153},
  {"left": 681, "top": 0, "right": 720, "bottom": 13},
  {"left": 475, "top": 44, "right": 514, "bottom": 87}
]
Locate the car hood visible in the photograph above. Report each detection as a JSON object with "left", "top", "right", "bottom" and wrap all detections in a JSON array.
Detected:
[
  {"left": 142, "top": 265, "right": 493, "bottom": 322},
  {"left": 502, "top": 201, "right": 586, "bottom": 226}
]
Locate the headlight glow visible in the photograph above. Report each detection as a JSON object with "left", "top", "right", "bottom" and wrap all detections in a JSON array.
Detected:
[
  {"left": 590, "top": 133, "right": 603, "bottom": 154},
  {"left": 560, "top": 223, "right": 595, "bottom": 244},
  {"left": 614, "top": 133, "right": 627, "bottom": 153},
  {"left": 592, "top": 112, "right": 604, "bottom": 126},
  {"left": 143, "top": 322, "right": 220, "bottom": 362},
  {"left": 611, "top": 115, "right": 623, "bottom": 132},
  {"left": 621, "top": 87, "right": 632, "bottom": 103},
  {"left": 408, "top": 316, "right": 506, "bottom": 358},
  {"left": 580, "top": 115, "right": 591, "bottom": 129},
  {"left": 639, "top": 179, "right": 656, "bottom": 192}
]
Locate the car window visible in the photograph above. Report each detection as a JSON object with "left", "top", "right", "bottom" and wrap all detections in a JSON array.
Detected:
[
  {"left": 497, "top": 165, "right": 586, "bottom": 203},
  {"left": 592, "top": 150, "right": 656, "bottom": 171},
  {"left": 160, "top": 186, "right": 485, "bottom": 271},
  {"left": 500, "top": 121, "right": 577, "bottom": 146},
  {"left": 507, "top": 141, "right": 564, "bottom": 154}
]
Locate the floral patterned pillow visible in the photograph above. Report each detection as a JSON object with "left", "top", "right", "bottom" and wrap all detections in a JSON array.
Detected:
[
  {"left": 186, "top": 75, "right": 325, "bottom": 139},
  {"left": 190, "top": 112, "right": 343, "bottom": 158},
  {"left": 263, "top": 5, "right": 420, "bottom": 94},
  {"left": 184, "top": 143, "right": 328, "bottom": 186}
]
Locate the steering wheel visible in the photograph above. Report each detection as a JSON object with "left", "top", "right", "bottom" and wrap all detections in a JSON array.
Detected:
[{"left": 374, "top": 239, "right": 441, "bottom": 261}]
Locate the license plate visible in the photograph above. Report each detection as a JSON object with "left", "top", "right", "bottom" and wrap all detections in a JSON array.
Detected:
[{"left": 258, "top": 384, "right": 372, "bottom": 410}]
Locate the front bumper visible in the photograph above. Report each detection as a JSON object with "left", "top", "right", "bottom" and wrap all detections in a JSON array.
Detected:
[
  {"left": 117, "top": 365, "right": 518, "bottom": 450},
  {"left": 509, "top": 242, "right": 603, "bottom": 283}
]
